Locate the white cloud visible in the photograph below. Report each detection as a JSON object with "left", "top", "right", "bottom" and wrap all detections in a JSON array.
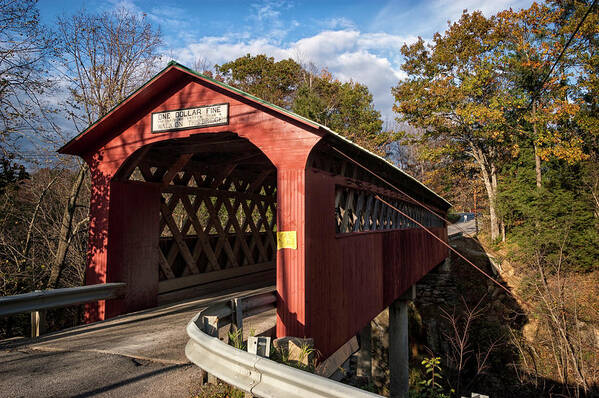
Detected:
[
  {"left": 322, "top": 17, "right": 356, "bottom": 30},
  {"left": 107, "top": 0, "right": 139, "bottom": 12},
  {"left": 294, "top": 30, "right": 360, "bottom": 61},
  {"left": 169, "top": 29, "right": 416, "bottom": 121},
  {"left": 357, "top": 33, "right": 418, "bottom": 52},
  {"left": 431, "top": 0, "right": 533, "bottom": 20},
  {"left": 245, "top": 0, "right": 297, "bottom": 43},
  {"left": 370, "top": 0, "right": 534, "bottom": 40},
  {"left": 172, "top": 36, "right": 290, "bottom": 66}
]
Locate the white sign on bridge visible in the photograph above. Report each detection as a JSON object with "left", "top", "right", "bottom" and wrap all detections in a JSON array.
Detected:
[{"left": 151, "top": 103, "right": 229, "bottom": 133}]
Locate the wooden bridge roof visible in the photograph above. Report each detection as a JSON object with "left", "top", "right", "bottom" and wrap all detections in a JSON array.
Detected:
[{"left": 58, "top": 61, "right": 450, "bottom": 210}]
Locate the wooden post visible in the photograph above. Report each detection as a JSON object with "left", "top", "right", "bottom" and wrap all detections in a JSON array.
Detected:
[
  {"left": 106, "top": 181, "right": 161, "bottom": 317},
  {"left": 357, "top": 322, "right": 372, "bottom": 384},
  {"left": 276, "top": 168, "right": 307, "bottom": 339}
]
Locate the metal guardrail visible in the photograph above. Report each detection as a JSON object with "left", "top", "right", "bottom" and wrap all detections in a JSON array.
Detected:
[
  {"left": 0, "top": 282, "right": 126, "bottom": 338},
  {"left": 185, "top": 290, "right": 382, "bottom": 398},
  {"left": 0, "top": 283, "right": 126, "bottom": 317}
]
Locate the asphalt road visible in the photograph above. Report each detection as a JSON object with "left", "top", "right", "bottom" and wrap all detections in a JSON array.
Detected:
[
  {"left": 0, "top": 286, "right": 274, "bottom": 398},
  {"left": 448, "top": 219, "right": 477, "bottom": 238}
]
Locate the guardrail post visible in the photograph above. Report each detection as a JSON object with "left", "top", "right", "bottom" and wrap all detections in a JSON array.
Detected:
[
  {"left": 204, "top": 314, "right": 219, "bottom": 389},
  {"left": 30, "top": 309, "right": 46, "bottom": 338},
  {"left": 231, "top": 298, "right": 243, "bottom": 331},
  {"left": 203, "top": 309, "right": 225, "bottom": 385}
]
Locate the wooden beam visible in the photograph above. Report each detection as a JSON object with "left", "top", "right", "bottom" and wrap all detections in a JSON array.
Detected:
[
  {"left": 160, "top": 202, "right": 200, "bottom": 274},
  {"left": 179, "top": 194, "right": 221, "bottom": 271},
  {"left": 142, "top": 153, "right": 271, "bottom": 174},
  {"left": 247, "top": 169, "right": 273, "bottom": 193},
  {"left": 240, "top": 199, "right": 268, "bottom": 262},
  {"left": 119, "top": 145, "right": 151, "bottom": 181},
  {"left": 139, "top": 163, "right": 156, "bottom": 182},
  {"left": 157, "top": 261, "right": 275, "bottom": 294},
  {"left": 203, "top": 196, "right": 239, "bottom": 267},
  {"left": 159, "top": 192, "right": 181, "bottom": 236},
  {"left": 220, "top": 198, "right": 254, "bottom": 265},
  {"left": 172, "top": 170, "right": 193, "bottom": 186},
  {"left": 363, "top": 194, "right": 374, "bottom": 231},
  {"left": 152, "top": 138, "right": 248, "bottom": 154},
  {"left": 210, "top": 163, "right": 237, "bottom": 189},
  {"left": 141, "top": 154, "right": 275, "bottom": 181},
  {"left": 340, "top": 187, "right": 355, "bottom": 233},
  {"left": 145, "top": 142, "right": 253, "bottom": 163},
  {"left": 158, "top": 247, "right": 176, "bottom": 279},
  {"left": 162, "top": 153, "right": 194, "bottom": 187},
  {"left": 178, "top": 192, "right": 204, "bottom": 237},
  {"left": 204, "top": 151, "right": 265, "bottom": 167},
  {"left": 161, "top": 185, "right": 275, "bottom": 202}
]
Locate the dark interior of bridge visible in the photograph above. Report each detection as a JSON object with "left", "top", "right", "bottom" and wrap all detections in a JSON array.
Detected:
[{"left": 116, "top": 133, "right": 278, "bottom": 303}]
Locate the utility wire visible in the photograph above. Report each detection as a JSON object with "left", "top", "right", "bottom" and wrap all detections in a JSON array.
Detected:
[
  {"left": 375, "top": 195, "right": 529, "bottom": 308},
  {"left": 332, "top": 147, "right": 531, "bottom": 309},
  {"left": 324, "top": 0, "right": 599, "bottom": 309},
  {"left": 527, "top": 0, "right": 598, "bottom": 110},
  {"left": 331, "top": 147, "right": 471, "bottom": 236}
]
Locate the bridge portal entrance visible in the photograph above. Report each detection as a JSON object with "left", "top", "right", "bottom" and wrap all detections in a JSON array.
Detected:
[{"left": 116, "top": 133, "right": 277, "bottom": 304}]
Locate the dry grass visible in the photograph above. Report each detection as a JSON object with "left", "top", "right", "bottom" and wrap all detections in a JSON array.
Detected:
[{"left": 190, "top": 382, "right": 245, "bottom": 398}]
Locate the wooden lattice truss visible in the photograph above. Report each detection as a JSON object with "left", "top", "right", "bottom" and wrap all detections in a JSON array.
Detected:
[
  {"left": 308, "top": 143, "right": 445, "bottom": 234},
  {"left": 116, "top": 134, "right": 277, "bottom": 290},
  {"left": 333, "top": 187, "right": 442, "bottom": 233}
]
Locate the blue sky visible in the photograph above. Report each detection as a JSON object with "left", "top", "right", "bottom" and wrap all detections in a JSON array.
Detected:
[{"left": 38, "top": 0, "right": 534, "bottom": 121}]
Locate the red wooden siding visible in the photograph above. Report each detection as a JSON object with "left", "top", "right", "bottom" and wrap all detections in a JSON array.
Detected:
[
  {"left": 80, "top": 72, "right": 320, "bottom": 322},
  {"left": 305, "top": 168, "right": 448, "bottom": 358},
  {"left": 106, "top": 181, "right": 161, "bottom": 317},
  {"left": 276, "top": 169, "right": 307, "bottom": 338},
  {"left": 382, "top": 228, "right": 448, "bottom": 308}
]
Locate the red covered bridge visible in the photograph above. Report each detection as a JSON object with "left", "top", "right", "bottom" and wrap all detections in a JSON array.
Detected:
[{"left": 58, "top": 61, "right": 450, "bottom": 362}]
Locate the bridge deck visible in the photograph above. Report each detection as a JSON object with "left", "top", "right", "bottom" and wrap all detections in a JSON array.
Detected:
[{"left": 0, "top": 286, "right": 274, "bottom": 398}]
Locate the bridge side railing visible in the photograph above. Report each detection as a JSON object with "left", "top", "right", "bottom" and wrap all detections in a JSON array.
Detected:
[
  {"left": 185, "top": 289, "right": 382, "bottom": 398},
  {"left": 0, "top": 283, "right": 126, "bottom": 337}
]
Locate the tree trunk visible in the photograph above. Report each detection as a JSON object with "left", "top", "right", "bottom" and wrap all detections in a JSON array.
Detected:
[
  {"left": 470, "top": 144, "right": 500, "bottom": 241},
  {"left": 484, "top": 175, "right": 500, "bottom": 241},
  {"left": 47, "top": 164, "right": 87, "bottom": 289},
  {"left": 534, "top": 145, "right": 542, "bottom": 189},
  {"left": 532, "top": 101, "right": 542, "bottom": 189},
  {"left": 23, "top": 175, "right": 59, "bottom": 260}
]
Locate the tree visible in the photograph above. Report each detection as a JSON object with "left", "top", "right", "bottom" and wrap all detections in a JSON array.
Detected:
[
  {"left": 0, "top": 0, "right": 53, "bottom": 171},
  {"left": 498, "top": 3, "right": 585, "bottom": 189},
  {"left": 392, "top": 11, "right": 517, "bottom": 240},
  {"left": 292, "top": 69, "right": 386, "bottom": 153},
  {"left": 216, "top": 54, "right": 303, "bottom": 109},
  {"left": 0, "top": 155, "right": 28, "bottom": 193},
  {"left": 215, "top": 54, "right": 387, "bottom": 154},
  {"left": 556, "top": 0, "right": 599, "bottom": 154},
  {"left": 46, "top": 7, "right": 163, "bottom": 288},
  {"left": 561, "top": 0, "right": 599, "bottom": 217},
  {"left": 56, "top": 8, "right": 162, "bottom": 126}
]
